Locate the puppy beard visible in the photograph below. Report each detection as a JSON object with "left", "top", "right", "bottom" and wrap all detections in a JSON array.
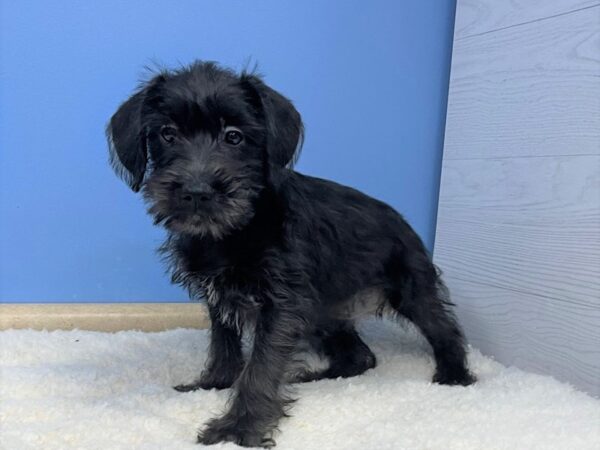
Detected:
[
  {"left": 165, "top": 195, "right": 258, "bottom": 238},
  {"left": 143, "top": 173, "right": 262, "bottom": 239}
]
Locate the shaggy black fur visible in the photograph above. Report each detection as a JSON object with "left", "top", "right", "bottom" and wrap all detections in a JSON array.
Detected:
[{"left": 107, "top": 61, "right": 475, "bottom": 448}]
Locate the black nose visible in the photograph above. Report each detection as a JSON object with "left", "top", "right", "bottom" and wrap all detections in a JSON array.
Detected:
[{"left": 181, "top": 182, "right": 215, "bottom": 204}]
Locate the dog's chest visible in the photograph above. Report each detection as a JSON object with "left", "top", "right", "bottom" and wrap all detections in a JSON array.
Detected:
[
  {"left": 201, "top": 275, "right": 261, "bottom": 332},
  {"left": 171, "top": 234, "right": 271, "bottom": 331}
]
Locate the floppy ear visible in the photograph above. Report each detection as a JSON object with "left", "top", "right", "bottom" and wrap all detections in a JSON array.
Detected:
[
  {"left": 242, "top": 75, "right": 304, "bottom": 168},
  {"left": 106, "top": 88, "right": 149, "bottom": 192},
  {"left": 106, "top": 77, "right": 163, "bottom": 192}
]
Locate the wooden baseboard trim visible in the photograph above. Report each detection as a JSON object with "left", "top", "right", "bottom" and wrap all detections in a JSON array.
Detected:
[{"left": 0, "top": 303, "right": 210, "bottom": 332}]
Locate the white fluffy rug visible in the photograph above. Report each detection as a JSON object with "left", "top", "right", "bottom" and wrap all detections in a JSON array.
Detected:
[{"left": 1, "top": 318, "right": 599, "bottom": 450}]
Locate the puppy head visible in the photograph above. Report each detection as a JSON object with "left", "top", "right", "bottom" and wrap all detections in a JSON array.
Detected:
[{"left": 107, "top": 61, "right": 303, "bottom": 238}]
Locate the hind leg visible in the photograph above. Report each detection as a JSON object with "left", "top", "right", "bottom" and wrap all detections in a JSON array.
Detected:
[
  {"left": 294, "top": 322, "right": 377, "bottom": 382},
  {"left": 388, "top": 268, "right": 475, "bottom": 386}
]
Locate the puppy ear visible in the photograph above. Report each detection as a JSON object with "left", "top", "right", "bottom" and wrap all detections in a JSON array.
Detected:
[
  {"left": 242, "top": 75, "right": 304, "bottom": 168},
  {"left": 106, "top": 76, "right": 164, "bottom": 192}
]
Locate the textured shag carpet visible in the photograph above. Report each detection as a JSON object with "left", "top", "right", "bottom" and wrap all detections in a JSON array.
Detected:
[{"left": 1, "top": 318, "right": 599, "bottom": 450}]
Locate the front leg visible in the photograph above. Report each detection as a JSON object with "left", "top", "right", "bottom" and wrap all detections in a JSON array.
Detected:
[
  {"left": 198, "top": 304, "right": 307, "bottom": 448},
  {"left": 174, "top": 304, "right": 243, "bottom": 392}
]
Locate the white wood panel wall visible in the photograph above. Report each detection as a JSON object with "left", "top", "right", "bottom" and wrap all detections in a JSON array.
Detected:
[{"left": 434, "top": 0, "right": 600, "bottom": 396}]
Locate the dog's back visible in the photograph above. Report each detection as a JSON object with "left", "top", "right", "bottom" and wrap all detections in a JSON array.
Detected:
[{"left": 278, "top": 170, "right": 432, "bottom": 311}]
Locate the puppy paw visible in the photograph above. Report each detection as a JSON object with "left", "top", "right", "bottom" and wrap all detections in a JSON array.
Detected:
[
  {"left": 197, "top": 417, "right": 274, "bottom": 448},
  {"left": 173, "top": 379, "right": 233, "bottom": 392},
  {"left": 173, "top": 381, "right": 205, "bottom": 392},
  {"left": 433, "top": 368, "right": 476, "bottom": 386},
  {"left": 174, "top": 367, "right": 240, "bottom": 392},
  {"left": 173, "top": 378, "right": 232, "bottom": 392}
]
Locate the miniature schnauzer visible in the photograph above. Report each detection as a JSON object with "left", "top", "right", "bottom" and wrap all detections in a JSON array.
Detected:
[{"left": 107, "top": 61, "right": 475, "bottom": 447}]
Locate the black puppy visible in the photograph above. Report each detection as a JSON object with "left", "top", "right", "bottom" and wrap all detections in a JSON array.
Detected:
[{"left": 107, "top": 61, "right": 475, "bottom": 447}]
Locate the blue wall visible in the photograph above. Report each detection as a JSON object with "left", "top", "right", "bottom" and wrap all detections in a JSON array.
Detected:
[{"left": 0, "top": 0, "right": 456, "bottom": 302}]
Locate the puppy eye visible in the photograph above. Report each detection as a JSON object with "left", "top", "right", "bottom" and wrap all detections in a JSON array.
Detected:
[
  {"left": 224, "top": 127, "right": 243, "bottom": 146},
  {"left": 160, "top": 125, "right": 178, "bottom": 144}
]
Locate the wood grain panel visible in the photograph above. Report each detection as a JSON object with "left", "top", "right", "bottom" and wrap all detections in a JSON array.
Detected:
[
  {"left": 454, "top": 0, "right": 599, "bottom": 39},
  {"left": 435, "top": 153, "right": 600, "bottom": 394},
  {"left": 447, "top": 278, "right": 600, "bottom": 396},
  {"left": 444, "top": 6, "right": 600, "bottom": 160},
  {"left": 436, "top": 156, "right": 600, "bottom": 307}
]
